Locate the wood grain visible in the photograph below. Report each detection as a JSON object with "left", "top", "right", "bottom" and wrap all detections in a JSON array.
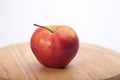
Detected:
[{"left": 0, "top": 42, "right": 120, "bottom": 80}]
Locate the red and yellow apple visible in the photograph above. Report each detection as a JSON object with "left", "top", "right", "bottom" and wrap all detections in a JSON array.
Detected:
[{"left": 30, "top": 24, "right": 79, "bottom": 68}]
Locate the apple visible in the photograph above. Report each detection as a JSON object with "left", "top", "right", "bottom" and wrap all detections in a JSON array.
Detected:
[{"left": 30, "top": 24, "right": 79, "bottom": 68}]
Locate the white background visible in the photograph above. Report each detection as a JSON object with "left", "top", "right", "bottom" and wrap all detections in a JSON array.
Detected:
[{"left": 0, "top": 0, "right": 120, "bottom": 53}]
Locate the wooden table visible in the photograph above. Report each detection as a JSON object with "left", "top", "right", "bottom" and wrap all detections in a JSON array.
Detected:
[{"left": 0, "top": 42, "right": 120, "bottom": 80}]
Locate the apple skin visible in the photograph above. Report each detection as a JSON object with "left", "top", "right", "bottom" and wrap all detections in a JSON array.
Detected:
[{"left": 30, "top": 25, "right": 79, "bottom": 68}]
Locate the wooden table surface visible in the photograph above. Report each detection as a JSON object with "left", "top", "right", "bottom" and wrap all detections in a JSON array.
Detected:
[{"left": 0, "top": 42, "right": 120, "bottom": 80}]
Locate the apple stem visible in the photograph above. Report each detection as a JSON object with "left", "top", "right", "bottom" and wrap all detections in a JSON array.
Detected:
[{"left": 34, "top": 24, "right": 54, "bottom": 33}]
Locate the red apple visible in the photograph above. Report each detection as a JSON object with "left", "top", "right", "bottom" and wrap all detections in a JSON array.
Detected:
[{"left": 30, "top": 24, "right": 79, "bottom": 68}]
